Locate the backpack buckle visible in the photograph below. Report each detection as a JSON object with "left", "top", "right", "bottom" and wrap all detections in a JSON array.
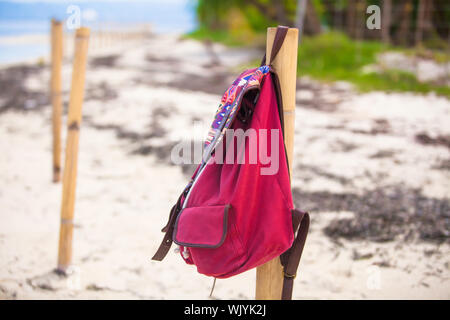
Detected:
[{"left": 284, "top": 271, "right": 296, "bottom": 279}]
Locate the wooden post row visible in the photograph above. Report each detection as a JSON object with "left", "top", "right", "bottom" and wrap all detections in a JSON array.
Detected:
[
  {"left": 51, "top": 19, "right": 63, "bottom": 182},
  {"left": 256, "top": 27, "right": 298, "bottom": 300},
  {"left": 57, "top": 27, "right": 90, "bottom": 273}
]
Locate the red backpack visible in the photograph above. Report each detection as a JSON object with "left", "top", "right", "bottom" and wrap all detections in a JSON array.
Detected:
[{"left": 153, "top": 26, "right": 309, "bottom": 300}]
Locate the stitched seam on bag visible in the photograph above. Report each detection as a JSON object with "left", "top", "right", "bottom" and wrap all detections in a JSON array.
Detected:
[
  {"left": 274, "top": 177, "right": 295, "bottom": 243},
  {"left": 248, "top": 112, "right": 291, "bottom": 206},
  {"left": 230, "top": 208, "right": 249, "bottom": 263},
  {"left": 249, "top": 98, "right": 292, "bottom": 209},
  {"left": 274, "top": 176, "right": 292, "bottom": 211}
]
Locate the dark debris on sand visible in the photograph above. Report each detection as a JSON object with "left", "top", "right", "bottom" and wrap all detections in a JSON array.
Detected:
[
  {"left": 168, "top": 71, "right": 231, "bottom": 95},
  {"left": 351, "top": 119, "right": 391, "bottom": 135},
  {"left": 293, "top": 186, "right": 450, "bottom": 243},
  {"left": 325, "top": 118, "right": 392, "bottom": 136},
  {"left": 432, "top": 158, "right": 450, "bottom": 171},
  {"left": 298, "top": 164, "right": 353, "bottom": 186},
  {"left": 0, "top": 64, "right": 48, "bottom": 113},
  {"left": 90, "top": 54, "right": 120, "bottom": 68},
  {"left": 139, "top": 44, "right": 233, "bottom": 96},
  {"left": 295, "top": 80, "right": 345, "bottom": 112},
  {"left": 369, "top": 149, "right": 398, "bottom": 159},
  {"left": 415, "top": 132, "right": 450, "bottom": 150},
  {"left": 86, "top": 106, "right": 177, "bottom": 163},
  {"left": 85, "top": 81, "right": 118, "bottom": 102},
  {"left": 145, "top": 54, "right": 180, "bottom": 65}
]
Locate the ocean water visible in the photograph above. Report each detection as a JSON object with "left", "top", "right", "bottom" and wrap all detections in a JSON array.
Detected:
[{"left": 0, "top": 0, "right": 197, "bottom": 63}]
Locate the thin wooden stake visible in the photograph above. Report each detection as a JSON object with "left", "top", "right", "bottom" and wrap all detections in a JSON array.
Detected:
[
  {"left": 57, "top": 27, "right": 90, "bottom": 273},
  {"left": 51, "top": 19, "right": 63, "bottom": 182},
  {"left": 256, "top": 27, "right": 298, "bottom": 300}
]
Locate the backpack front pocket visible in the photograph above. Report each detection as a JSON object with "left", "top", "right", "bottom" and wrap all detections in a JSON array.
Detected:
[
  {"left": 172, "top": 204, "right": 246, "bottom": 277},
  {"left": 173, "top": 205, "right": 230, "bottom": 248}
]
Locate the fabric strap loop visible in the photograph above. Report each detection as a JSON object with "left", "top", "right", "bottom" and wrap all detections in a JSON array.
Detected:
[{"left": 260, "top": 25, "right": 290, "bottom": 66}]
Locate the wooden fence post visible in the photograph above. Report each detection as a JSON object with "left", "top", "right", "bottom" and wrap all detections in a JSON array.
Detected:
[
  {"left": 255, "top": 27, "right": 298, "bottom": 300},
  {"left": 51, "top": 19, "right": 63, "bottom": 182},
  {"left": 56, "top": 27, "right": 90, "bottom": 273}
]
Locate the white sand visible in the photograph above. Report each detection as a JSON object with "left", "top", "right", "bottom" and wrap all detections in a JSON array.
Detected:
[{"left": 0, "top": 34, "right": 449, "bottom": 300}]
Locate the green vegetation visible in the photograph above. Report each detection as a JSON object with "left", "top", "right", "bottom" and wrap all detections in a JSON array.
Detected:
[
  {"left": 297, "top": 32, "right": 450, "bottom": 97},
  {"left": 186, "top": 27, "right": 263, "bottom": 47},
  {"left": 298, "top": 32, "right": 386, "bottom": 81},
  {"left": 187, "top": 29, "right": 450, "bottom": 98},
  {"left": 400, "top": 46, "right": 450, "bottom": 64},
  {"left": 348, "top": 70, "right": 450, "bottom": 97},
  {"left": 188, "top": 0, "right": 450, "bottom": 98}
]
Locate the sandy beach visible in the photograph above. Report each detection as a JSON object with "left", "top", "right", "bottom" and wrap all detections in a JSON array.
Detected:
[{"left": 0, "top": 32, "right": 449, "bottom": 300}]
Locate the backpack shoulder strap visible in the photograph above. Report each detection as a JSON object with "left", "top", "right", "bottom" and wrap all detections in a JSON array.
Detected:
[
  {"left": 260, "top": 25, "right": 290, "bottom": 66},
  {"left": 280, "top": 209, "right": 310, "bottom": 300},
  {"left": 264, "top": 27, "right": 308, "bottom": 300},
  {"left": 152, "top": 184, "right": 190, "bottom": 261}
]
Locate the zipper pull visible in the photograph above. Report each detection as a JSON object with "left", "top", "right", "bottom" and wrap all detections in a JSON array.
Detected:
[{"left": 182, "top": 247, "right": 190, "bottom": 259}]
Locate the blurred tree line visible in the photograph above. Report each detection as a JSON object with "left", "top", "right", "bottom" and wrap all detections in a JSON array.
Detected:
[{"left": 195, "top": 0, "right": 450, "bottom": 48}]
